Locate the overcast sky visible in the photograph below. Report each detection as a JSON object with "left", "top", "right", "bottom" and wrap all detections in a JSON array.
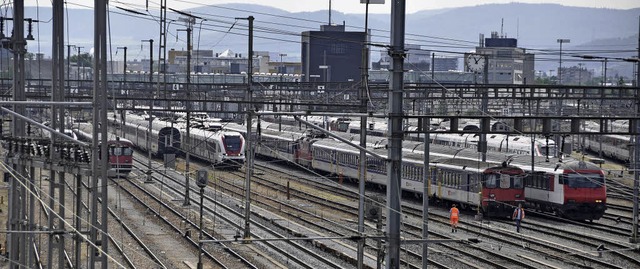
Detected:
[{"left": 24, "top": 0, "right": 640, "bottom": 13}]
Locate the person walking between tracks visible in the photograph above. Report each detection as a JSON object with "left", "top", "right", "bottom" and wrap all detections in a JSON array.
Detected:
[
  {"left": 513, "top": 204, "right": 525, "bottom": 233},
  {"left": 450, "top": 204, "right": 459, "bottom": 233}
]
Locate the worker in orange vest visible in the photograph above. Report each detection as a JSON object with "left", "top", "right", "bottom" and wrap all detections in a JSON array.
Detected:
[{"left": 449, "top": 204, "right": 459, "bottom": 233}]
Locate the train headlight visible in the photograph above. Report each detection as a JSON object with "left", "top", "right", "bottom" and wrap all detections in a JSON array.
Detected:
[
  {"left": 515, "top": 194, "right": 521, "bottom": 198},
  {"left": 568, "top": 199, "right": 575, "bottom": 203},
  {"left": 489, "top": 193, "right": 495, "bottom": 198},
  {"left": 595, "top": 200, "right": 602, "bottom": 203}
]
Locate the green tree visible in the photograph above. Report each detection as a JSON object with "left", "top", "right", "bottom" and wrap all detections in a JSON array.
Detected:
[{"left": 70, "top": 53, "right": 92, "bottom": 67}]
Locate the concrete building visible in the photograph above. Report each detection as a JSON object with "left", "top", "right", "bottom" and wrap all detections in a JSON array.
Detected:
[
  {"left": 301, "top": 24, "right": 366, "bottom": 82},
  {"left": 466, "top": 32, "right": 535, "bottom": 84},
  {"left": 559, "top": 65, "right": 593, "bottom": 85},
  {"left": 372, "top": 44, "right": 430, "bottom": 71},
  {"left": 432, "top": 56, "right": 459, "bottom": 71}
]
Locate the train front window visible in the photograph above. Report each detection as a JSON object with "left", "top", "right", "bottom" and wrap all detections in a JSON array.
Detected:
[
  {"left": 123, "top": 147, "right": 133, "bottom": 156},
  {"left": 564, "top": 173, "right": 604, "bottom": 188},
  {"left": 485, "top": 174, "right": 498, "bottom": 188},
  {"left": 224, "top": 136, "right": 242, "bottom": 152},
  {"left": 499, "top": 174, "right": 511, "bottom": 188}
]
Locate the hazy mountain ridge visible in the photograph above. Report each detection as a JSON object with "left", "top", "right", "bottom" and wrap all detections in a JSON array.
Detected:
[{"left": 17, "top": 3, "right": 638, "bottom": 75}]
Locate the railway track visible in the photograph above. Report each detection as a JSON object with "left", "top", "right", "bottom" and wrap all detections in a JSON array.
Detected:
[
  {"left": 118, "top": 162, "right": 258, "bottom": 269},
  {"left": 59, "top": 174, "right": 164, "bottom": 268},
  {"left": 252, "top": 157, "right": 640, "bottom": 268},
  {"left": 133, "top": 154, "right": 350, "bottom": 269},
  {"left": 216, "top": 159, "right": 547, "bottom": 268},
  {"left": 127, "top": 136, "right": 640, "bottom": 269}
]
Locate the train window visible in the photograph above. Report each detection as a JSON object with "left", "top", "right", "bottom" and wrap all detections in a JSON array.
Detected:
[
  {"left": 499, "top": 174, "right": 510, "bottom": 188},
  {"left": 123, "top": 147, "right": 133, "bottom": 156},
  {"left": 485, "top": 174, "right": 498, "bottom": 188},
  {"left": 524, "top": 174, "right": 532, "bottom": 187},
  {"left": 513, "top": 176, "right": 523, "bottom": 188},
  {"left": 564, "top": 173, "right": 603, "bottom": 188}
]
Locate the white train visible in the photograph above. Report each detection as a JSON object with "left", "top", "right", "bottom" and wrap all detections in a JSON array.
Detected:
[
  {"left": 263, "top": 115, "right": 558, "bottom": 158},
  {"left": 111, "top": 112, "right": 245, "bottom": 169},
  {"left": 581, "top": 120, "right": 632, "bottom": 163}
]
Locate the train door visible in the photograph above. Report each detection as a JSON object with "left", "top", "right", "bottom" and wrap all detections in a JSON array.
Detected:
[
  {"left": 464, "top": 173, "right": 471, "bottom": 204},
  {"left": 436, "top": 169, "right": 442, "bottom": 199},
  {"left": 428, "top": 167, "right": 437, "bottom": 199}
]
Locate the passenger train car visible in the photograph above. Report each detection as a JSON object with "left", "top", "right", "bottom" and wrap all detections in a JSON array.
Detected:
[
  {"left": 225, "top": 120, "right": 525, "bottom": 217},
  {"left": 73, "top": 123, "right": 134, "bottom": 177},
  {"left": 110, "top": 112, "right": 245, "bottom": 169},
  {"left": 118, "top": 115, "right": 181, "bottom": 156},
  {"left": 582, "top": 120, "right": 632, "bottom": 164},
  {"left": 302, "top": 137, "right": 525, "bottom": 218},
  {"left": 400, "top": 141, "right": 606, "bottom": 221},
  {"left": 232, "top": 119, "right": 604, "bottom": 221},
  {"left": 187, "top": 126, "right": 245, "bottom": 169},
  {"left": 517, "top": 158, "right": 606, "bottom": 221},
  {"left": 263, "top": 115, "right": 559, "bottom": 158}
]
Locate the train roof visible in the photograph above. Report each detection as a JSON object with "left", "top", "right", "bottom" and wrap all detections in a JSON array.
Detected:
[{"left": 430, "top": 157, "right": 507, "bottom": 170}]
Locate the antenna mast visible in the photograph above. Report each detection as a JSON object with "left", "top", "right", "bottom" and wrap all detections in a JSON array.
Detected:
[{"left": 329, "top": 0, "right": 332, "bottom": 25}]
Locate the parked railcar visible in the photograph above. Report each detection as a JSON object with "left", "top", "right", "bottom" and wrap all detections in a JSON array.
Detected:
[
  {"left": 519, "top": 159, "right": 606, "bottom": 221},
  {"left": 580, "top": 120, "right": 632, "bottom": 164},
  {"left": 292, "top": 136, "right": 525, "bottom": 218},
  {"left": 264, "top": 115, "right": 558, "bottom": 158},
  {"left": 187, "top": 127, "right": 245, "bottom": 169},
  {"left": 223, "top": 117, "right": 602, "bottom": 220},
  {"left": 114, "top": 114, "right": 181, "bottom": 156},
  {"left": 401, "top": 140, "right": 607, "bottom": 221},
  {"left": 74, "top": 124, "right": 134, "bottom": 177},
  {"left": 106, "top": 138, "right": 135, "bottom": 177}
]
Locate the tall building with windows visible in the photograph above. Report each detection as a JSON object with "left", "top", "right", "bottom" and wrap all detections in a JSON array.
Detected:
[
  {"left": 301, "top": 24, "right": 366, "bottom": 82},
  {"left": 465, "top": 32, "right": 535, "bottom": 84}
]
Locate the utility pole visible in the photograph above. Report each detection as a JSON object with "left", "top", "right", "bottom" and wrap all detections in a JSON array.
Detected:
[
  {"left": 631, "top": 15, "right": 640, "bottom": 244},
  {"left": 90, "top": 0, "right": 110, "bottom": 267},
  {"left": 141, "top": 39, "right": 154, "bottom": 183},
  {"left": 386, "top": 1, "right": 405, "bottom": 268},
  {"left": 76, "top": 46, "right": 83, "bottom": 81},
  {"left": 556, "top": 39, "right": 569, "bottom": 155},
  {"left": 50, "top": 1, "right": 66, "bottom": 268},
  {"left": 117, "top": 46, "right": 127, "bottom": 137},
  {"left": 238, "top": 15, "right": 255, "bottom": 240},
  {"left": 357, "top": 1, "right": 374, "bottom": 268},
  {"left": 7, "top": 1, "right": 28, "bottom": 267},
  {"left": 172, "top": 8, "right": 203, "bottom": 206},
  {"left": 177, "top": 18, "right": 194, "bottom": 204},
  {"left": 185, "top": 25, "right": 192, "bottom": 205},
  {"left": 66, "top": 44, "right": 75, "bottom": 89},
  {"left": 480, "top": 55, "right": 489, "bottom": 162},
  {"left": 557, "top": 39, "right": 570, "bottom": 85},
  {"left": 141, "top": 39, "right": 153, "bottom": 83}
]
